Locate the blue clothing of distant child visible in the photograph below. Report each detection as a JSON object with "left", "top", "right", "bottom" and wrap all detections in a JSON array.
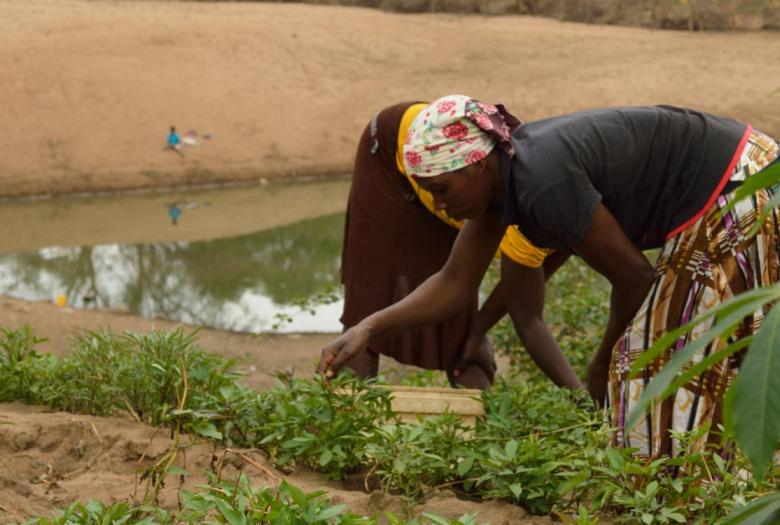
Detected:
[
  {"left": 168, "top": 204, "right": 181, "bottom": 225},
  {"left": 167, "top": 127, "right": 181, "bottom": 148}
]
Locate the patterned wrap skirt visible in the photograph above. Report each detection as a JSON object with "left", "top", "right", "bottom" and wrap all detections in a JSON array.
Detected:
[{"left": 609, "top": 129, "right": 780, "bottom": 457}]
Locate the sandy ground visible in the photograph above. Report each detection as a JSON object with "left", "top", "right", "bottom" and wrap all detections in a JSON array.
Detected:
[
  {"left": 2, "top": 0, "right": 780, "bottom": 520},
  {"left": 0, "top": 402, "right": 551, "bottom": 524},
  {"left": 1, "top": 0, "right": 779, "bottom": 198}
]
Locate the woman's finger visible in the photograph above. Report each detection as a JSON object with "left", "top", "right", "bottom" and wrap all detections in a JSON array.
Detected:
[
  {"left": 316, "top": 340, "right": 344, "bottom": 376},
  {"left": 327, "top": 340, "right": 361, "bottom": 373}
]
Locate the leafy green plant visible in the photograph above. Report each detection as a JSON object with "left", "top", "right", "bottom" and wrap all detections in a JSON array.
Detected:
[
  {"left": 2, "top": 325, "right": 777, "bottom": 522},
  {"left": 365, "top": 413, "right": 470, "bottom": 508},
  {"left": 18, "top": 476, "right": 480, "bottom": 525},
  {"left": 0, "top": 324, "right": 56, "bottom": 402},
  {"left": 19, "top": 500, "right": 172, "bottom": 525},
  {"left": 253, "top": 372, "right": 394, "bottom": 479}
]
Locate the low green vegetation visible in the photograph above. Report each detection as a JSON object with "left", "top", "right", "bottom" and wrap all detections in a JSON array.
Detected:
[
  {"left": 1, "top": 312, "right": 776, "bottom": 523},
  {"left": 23, "top": 475, "right": 482, "bottom": 525}
]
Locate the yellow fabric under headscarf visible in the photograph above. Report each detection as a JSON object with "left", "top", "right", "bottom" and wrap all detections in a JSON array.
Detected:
[{"left": 396, "top": 103, "right": 553, "bottom": 268}]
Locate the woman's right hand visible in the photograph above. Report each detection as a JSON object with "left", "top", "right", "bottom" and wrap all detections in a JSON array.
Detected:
[
  {"left": 317, "top": 324, "right": 373, "bottom": 379},
  {"left": 586, "top": 357, "right": 609, "bottom": 406}
]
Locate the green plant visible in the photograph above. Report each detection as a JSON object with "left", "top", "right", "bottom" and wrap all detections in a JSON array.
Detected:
[
  {"left": 0, "top": 324, "right": 56, "bottom": 402},
  {"left": 365, "top": 413, "right": 470, "bottom": 509},
  {"left": 3, "top": 325, "right": 777, "bottom": 522},
  {"left": 253, "top": 372, "right": 394, "bottom": 479},
  {"left": 179, "top": 476, "right": 374, "bottom": 524},
  {"left": 18, "top": 475, "right": 481, "bottom": 525}
]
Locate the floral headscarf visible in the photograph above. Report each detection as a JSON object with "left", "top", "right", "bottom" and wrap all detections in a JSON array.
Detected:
[{"left": 402, "top": 94, "right": 521, "bottom": 177}]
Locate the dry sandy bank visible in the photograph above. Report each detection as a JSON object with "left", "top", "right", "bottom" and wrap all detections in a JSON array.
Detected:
[{"left": 1, "top": 0, "right": 779, "bottom": 197}]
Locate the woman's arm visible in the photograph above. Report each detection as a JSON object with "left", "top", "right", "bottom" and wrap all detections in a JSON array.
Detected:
[
  {"left": 317, "top": 211, "right": 506, "bottom": 377},
  {"left": 542, "top": 250, "right": 571, "bottom": 279},
  {"left": 574, "top": 204, "right": 655, "bottom": 402},
  {"left": 454, "top": 255, "right": 582, "bottom": 389},
  {"left": 469, "top": 250, "right": 572, "bottom": 338},
  {"left": 500, "top": 257, "right": 583, "bottom": 389}
]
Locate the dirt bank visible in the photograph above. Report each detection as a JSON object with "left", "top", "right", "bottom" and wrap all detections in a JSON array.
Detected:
[
  {"left": 271, "top": 0, "right": 780, "bottom": 30},
  {"left": 1, "top": 0, "right": 779, "bottom": 198}
]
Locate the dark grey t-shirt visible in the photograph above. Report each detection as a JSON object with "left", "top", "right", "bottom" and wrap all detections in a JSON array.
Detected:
[{"left": 502, "top": 106, "right": 748, "bottom": 250}]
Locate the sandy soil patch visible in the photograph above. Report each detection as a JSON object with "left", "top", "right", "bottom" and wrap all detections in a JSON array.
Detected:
[
  {"left": 1, "top": 0, "right": 779, "bottom": 197},
  {"left": 0, "top": 402, "right": 549, "bottom": 524}
]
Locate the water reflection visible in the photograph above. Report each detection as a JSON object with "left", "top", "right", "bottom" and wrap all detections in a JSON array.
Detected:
[{"left": 0, "top": 213, "right": 346, "bottom": 333}]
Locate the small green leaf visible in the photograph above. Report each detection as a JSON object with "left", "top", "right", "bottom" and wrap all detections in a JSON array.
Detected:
[
  {"left": 645, "top": 480, "right": 658, "bottom": 497},
  {"left": 641, "top": 512, "right": 653, "bottom": 524},
  {"left": 722, "top": 491, "right": 780, "bottom": 525},
  {"left": 422, "top": 512, "right": 454, "bottom": 525},
  {"left": 285, "top": 481, "right": 308, "bottom": 508},
  {"left": 671, "top": 478, "right": 683, "bottom": 493},
  {"left": 605, "top": 448, "right": 624, "bottom": 471},
  {"left": 457, "top": 457, "right": 474, "bottom": 477},
  {"left": 165, "top": 466, "right": 188, "bottom": 476},
  {"left": 180, "top": 490, "right": 212, "bottom": 511},
  {"left": 725, "top": 162, "right": 780, "bottom": 211},
  {"left": 314, "top": 503, "right": 346, "bottom": 521},
  {"left": 319, "top": 449, "right": 333, "bottom": 467},
  {"left": 191, "top": 420, "right": 223, "bottom": 440},
  {"left": 215, "top": 498, "right": 247, "bottom": 525}
]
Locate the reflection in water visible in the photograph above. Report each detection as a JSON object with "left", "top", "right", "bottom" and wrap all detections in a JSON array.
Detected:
[{"left": 0, "top": 213, "right": 346, "bottom": 333}]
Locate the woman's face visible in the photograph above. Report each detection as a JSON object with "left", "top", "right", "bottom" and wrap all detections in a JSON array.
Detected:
[{"left": 415, "top": 161, "right": 494, "bottom": 221}]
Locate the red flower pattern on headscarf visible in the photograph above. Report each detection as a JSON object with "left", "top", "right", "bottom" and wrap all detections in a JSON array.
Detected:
[
  {"left": 402, "top": 95, "right": 522, "bottom": 177},
  {"left": 436, "top": 100, "right": 456, "bottom": 114},
  {"left": 405, "top": 150, "right": 422, "bottom": 168},
  {"left": 442, "top": 122, "right": 468, "bottom": 140}
]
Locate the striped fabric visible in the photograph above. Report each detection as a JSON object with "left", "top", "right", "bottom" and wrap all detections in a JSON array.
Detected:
[{"left": 609, "top": 129, "right": 780, "bottom": 457}]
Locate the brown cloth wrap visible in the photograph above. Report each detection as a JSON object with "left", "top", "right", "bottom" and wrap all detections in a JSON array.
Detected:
[{"left": 339, "top": 101, "right": 476, "bottom": 371}]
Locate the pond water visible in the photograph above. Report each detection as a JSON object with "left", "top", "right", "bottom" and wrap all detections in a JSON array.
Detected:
[{"left": 0, "top": 180, "right": 351, "bottom": 333}]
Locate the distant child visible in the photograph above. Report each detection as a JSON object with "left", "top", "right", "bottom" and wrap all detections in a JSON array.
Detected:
[
  {"left": 168, "top": 202, "right": 181, "bottom": 225},
  {"left": 167, "top": 126, "right": 183, "bottom": 155}
]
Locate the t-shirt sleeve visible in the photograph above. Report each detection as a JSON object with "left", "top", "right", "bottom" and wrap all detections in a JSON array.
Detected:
[
  {"left": 527, "top": 179, "right": 602, "bottom": 249},
  {"left": 499, "top": 226, "right": 554, "bottom": 268}
]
